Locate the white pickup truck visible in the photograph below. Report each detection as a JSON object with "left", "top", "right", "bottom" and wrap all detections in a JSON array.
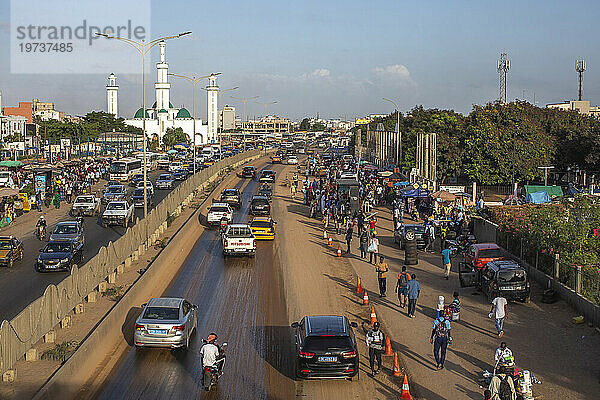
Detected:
[
  {"left": 222, "top": 224, "right": 256, "bottom": 257},
  {"left": 101, "top": 201, "right": 134, "bottom": 228},
  {"left": 71, "top": 194, "right": 100, "bottom": 216}
]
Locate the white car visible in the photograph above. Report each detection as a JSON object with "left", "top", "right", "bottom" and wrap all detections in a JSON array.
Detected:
[
  {"left": 102, "top": 201, "right": 134, "bottom": 228},
  {"left": 71, "top": 195, "right": 100, "bottom": 216},
  {"left": 169, "top": 162, "right": 183, "bottom": 173},
  {"left": 222, "top": 224, "right": 256, "bottom": 257},
  {"left": 207, "top": 203, "right": 234, "bottom": 226},
  {"left": 287, "top": 156, "right": 299, "bottom": 165},
  {"left": 136, "top": 181, "right": 155, "bottom": 196}
]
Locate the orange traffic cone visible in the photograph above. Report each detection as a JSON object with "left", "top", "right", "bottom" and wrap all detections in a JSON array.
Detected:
[
  {"left": 393, "top": 352, "right": 402, "bottom": 377},
  {"left": 363, "top": 290, "right": 369, "bottom": 305},
  {"left": 328, "top": 237, "right": 333, "bottom": 247},
  {"left": 356, "top": 276, "right": 363, "bottom": 294},
  {"left": 400, "top": 373, "right": 412, "bottom": 399},
  {"left": 384, "top": 335, "right": 393, "bottom": 356},
  {"left": 370, "top": 306, "right": 377, "bottom": 325},
  {"left": 336, "top": 246, "right": 342, "bottom": 257}
]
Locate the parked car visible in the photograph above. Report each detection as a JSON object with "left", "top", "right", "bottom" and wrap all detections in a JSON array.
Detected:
[
  {"left": 134, "top": 297, "right": 197, "bottom": 350},
  {"left": 219, "top": 189, "right": 242, "bottom": 208},
  {"left": 156, "top": 173, "right": 175, "bottom": 189},
  {"left": 292, "top": 315, "right": 359, "bottom": 380},
  {"left": 250, "top": 195, "right": 271, "bottom": 216},
  {"left": 222, "top": 224, "right": 256, "bottom": 257},
  {"left": 102, "top": 201, "right": 134, "bottom": 227},
  {"left": 0, "top": 236, "right": 23, "bottom": 268},
  {"left": 50, "top": 221, "right": 85, "bottom": 248},
  {"left": 173, "top": 169, "right": 189, "bottom": 180},
  {"left": 242, "top": 166, "right": 256, "bottom": 179},
  {"left": 249, "top": 217, "right": 276, "bottom": 240},
  {"left": 207, "top": 203, "right": 234, "bottom": 226},
  {"left": 464, "top": 243, "right": 506, "bottom": 270},
  {"left": 393, "top": 224, "right": 426, "bottom": 250},
  {"left": 132, "top": 187, "right": 154, "bottom": 208},
  {"left": 459, "top": 260, "right": 530, "bottom": 302},
  {"left": 70, "top": 195, "right": 100, "bottom": 217},
  {"left": 35, "top": 239, "right": 83, "bottom": 272},
  {"left": 102, "top": 184, "right": 127, "bottom": 204}
]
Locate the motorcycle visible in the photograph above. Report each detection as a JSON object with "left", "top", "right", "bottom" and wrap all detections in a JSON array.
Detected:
[
  {"left": 219, "top": 217, "right": 228, "bottom": 234},
  {"left": 447, "top": 234, "right": 476, "bottom": 256},
  {"left": 36, "top": 225, "right": 46, "bottom": 241},
  {"left": 202, "top": 342, "right": 227, "bottom": 391}
]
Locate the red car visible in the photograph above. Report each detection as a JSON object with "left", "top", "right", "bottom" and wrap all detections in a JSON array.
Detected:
[{"left": 464, "top": 243, "right": 505, "bottom": 270}]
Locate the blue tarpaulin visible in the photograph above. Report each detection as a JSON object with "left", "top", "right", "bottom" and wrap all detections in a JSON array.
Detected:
[
  {"left": 401, "top": 188, "right": 430, "bottom": 198},
  {"left": 525, "top": 191, "right": 551, "bottom": 204}
]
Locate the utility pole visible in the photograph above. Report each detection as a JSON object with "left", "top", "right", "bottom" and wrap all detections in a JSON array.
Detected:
[
  {"left": 498, "top": 53, "right": 510, "bottom": 104},
  {"left": 576, "top": 60, "right": 586, "bottom": 101}
]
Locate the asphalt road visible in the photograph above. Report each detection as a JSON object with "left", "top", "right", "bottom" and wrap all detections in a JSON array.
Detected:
[
  {"left": 95, "top": 160, "right": 297, "bottom": 400},
  {"left": 0, "top": 169, "right": 184, "bottom": 322}
]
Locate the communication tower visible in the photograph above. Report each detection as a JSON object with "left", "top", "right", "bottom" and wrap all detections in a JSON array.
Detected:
[
  {"left": 576, "top": 60, "right": 586, "bottom": 101},
  {"left": 497, "top": 53, "right": 510, "bottom": 104}
]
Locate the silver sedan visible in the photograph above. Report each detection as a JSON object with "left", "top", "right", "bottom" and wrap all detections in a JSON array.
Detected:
[{"left": 134, "top": 297, "right": 197, "bottom": 350}]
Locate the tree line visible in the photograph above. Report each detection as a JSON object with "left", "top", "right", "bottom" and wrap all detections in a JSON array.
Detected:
[{"left": 355, "top": 101, "right": 600, "bottom": 185}]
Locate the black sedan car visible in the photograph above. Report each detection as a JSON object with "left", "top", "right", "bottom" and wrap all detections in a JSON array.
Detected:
[
  {"left": 36, "top": 240, "right": 83, "bottom": 272},
  {"left": 173, "top": 169, "right": 189, "bottom": 180},
  {"left": 220, "top": 188, "right": 242, "bottom": 208},
  {"left": 292, "top": 315, "right": 359, "bottom": 380},
  {"left": 259, "top": 170, "right": 276, "bottom": 183},
  {"left": 242, "top": 166, "right": 256, "bottom": 179},
  {"left": 250, "top": 195, "right": 271, "bottom": 216},
  {"left": 132, "top": 187, "right": 154, "bottom": 208},
  {"left": 130, "top": 173, "right": 145, "bottom": 187}
]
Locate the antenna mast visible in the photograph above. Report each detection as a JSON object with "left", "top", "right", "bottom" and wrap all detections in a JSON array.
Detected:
[
  {"left": 497, "top": 53, "right": 510, "bottom": 104},
  {"left": 575, "top": 59, "right": 586, "bottom": 101}
]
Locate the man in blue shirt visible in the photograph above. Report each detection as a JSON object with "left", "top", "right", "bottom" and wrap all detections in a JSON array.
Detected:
[
  {"left": 441, "top": 246, "right": 452, "bottom": 280},
  {"left": 430, "top": 316, "right": 452, "bottom": 370},
  {"left": 406, "top": 274, "right": 421, "bottom": 318}
]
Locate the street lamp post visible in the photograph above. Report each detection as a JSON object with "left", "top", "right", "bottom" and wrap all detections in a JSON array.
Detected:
[
  {"left": 96, "top": 30, "right": 191, "bottom": 218},
  {"left": 169, "top": 72, "right": 221, "bottom": 173},
  {"left": 382, "top": 97, "right": 401, "bottom": 169}
]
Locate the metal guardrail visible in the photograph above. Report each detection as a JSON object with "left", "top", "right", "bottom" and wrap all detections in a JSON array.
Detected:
[{"left": 0, "top": 150, "right": 260, "bottom": 375}]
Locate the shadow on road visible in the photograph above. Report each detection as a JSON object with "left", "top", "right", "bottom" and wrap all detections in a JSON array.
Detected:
[
  {"left": 250, "top": 325, "right": 296, "bottom": 380},
  {"left": 122, "top": 306, "right": 142, "bottom": 346}
]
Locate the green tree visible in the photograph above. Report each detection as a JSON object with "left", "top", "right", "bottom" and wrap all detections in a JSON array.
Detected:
[
  {"left": 310, "top": 122, "right": 326, "bottom": 132},
  {"left": 162, "top": 127, "right": 188, "bottom": 148},
  {"left": 299, "top": 118, "right": 311, "bottom": 131}
]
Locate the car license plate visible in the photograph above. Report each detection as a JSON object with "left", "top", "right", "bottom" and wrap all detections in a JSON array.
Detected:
[
  {"left": 500, "top": 286, "right": 515, "bottom": 290},
  {"left": 318, "top": 356, "right": 337, "bottom": 362},
  {"left": 148, "top": 329, "right": 167, "bottom": 335}
]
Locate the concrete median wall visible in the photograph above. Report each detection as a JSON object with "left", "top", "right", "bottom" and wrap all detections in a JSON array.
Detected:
[{"left": 0, "top": 150, "right": 261, "bottom": 377}]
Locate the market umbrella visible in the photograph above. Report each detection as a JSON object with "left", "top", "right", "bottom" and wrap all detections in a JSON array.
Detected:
[
  {"left": 167, "top": 149, "right": 178, "bottom": 154},
  {"left": 431, "top": 190, "right": 456, "bottom": 202},
  {"left": 0, "top": 160, "right": 23, "bottom": 167},
  {"left": 378, "top": 170, "right": 393, "bottom": 177}
]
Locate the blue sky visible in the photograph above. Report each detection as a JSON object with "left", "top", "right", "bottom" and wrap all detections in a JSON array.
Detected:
[{"left": 1, "top": 0, "right": 599, "bottom": 120}]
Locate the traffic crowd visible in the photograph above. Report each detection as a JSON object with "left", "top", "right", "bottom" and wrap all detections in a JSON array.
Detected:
[
  {"left": 298, "top": 151, "right": 526, "bottom": 400},
  {"left": 0, "top": 159, "right": 110, "bottom": 227}
]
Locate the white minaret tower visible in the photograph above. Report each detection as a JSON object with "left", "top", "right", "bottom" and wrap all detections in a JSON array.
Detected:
[
  {"left": 207, "top": 74, "right": 219, "bottom": 144},
  {"left": 155, "top": 41, "right": 171, "bottom": 111},
  {"left": 106, "top": 73, "right": 118, "bottom": 116}
]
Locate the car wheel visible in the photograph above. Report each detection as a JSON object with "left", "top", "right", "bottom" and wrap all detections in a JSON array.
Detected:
[{"left": 102, "top": 221, "right": 107, "bottom": 228}]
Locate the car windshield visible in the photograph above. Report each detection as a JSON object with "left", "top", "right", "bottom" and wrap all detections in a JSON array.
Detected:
[
  {"left": 210, "top": 206, "right": 229, "bottom": 213},
  {"left": 142, "top": 307, "right": 179, "bottom": 320},
  {"left": 498, "top": 269, "right": 526, "bottom": 283},
  {"left": 107, "top": 203, "right": 126, "bottom": 210},
  {"left": 0, "top": 240, "right": 11, "bottom": 249},
  {"left": 44, "top": 242, "right": 71, "bottom": 253},
  {"left": 303, "top": 336, "right": 352, "bottom": 352},
  {"left": 479, "top": 248, "right": 504, "bottom": 258},
  {"left": 76, "top": 196, "right": 94, "bottom": 203},
  {"left": 54, "top": 224, "right": 77, "bottom": 234},
  {"left": 244, "top": 167, "right": 254, "bottom": 171},
  {"left": 251, "top": 221, "right": 272, "bottom": 228},
  {"left": 159, "top": 174, "right": 171, "bottom": 180},
  {"left": 223, "top": 190, "right": 238, "bottom": 196},
  {"left": 106, "top": 187, "right": 122, "bottom": 194}
]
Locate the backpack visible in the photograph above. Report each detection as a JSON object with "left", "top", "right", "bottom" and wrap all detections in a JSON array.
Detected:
[
  {"left": 434, "top": 318, "right": 449, "bottom": 338},
  {"left": 398, "top": 272, "right": 409, "bottom": 286},
  {"left": 499, "top": 376, "right": 512, "bottom": 400}
]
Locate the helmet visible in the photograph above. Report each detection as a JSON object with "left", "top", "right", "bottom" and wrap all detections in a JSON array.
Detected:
[
  {"left": 207, "top": 333, "right": 218, "bottom": 343},
  {"left": 40, "top": 215, "right": 45, "bottom": 220}
]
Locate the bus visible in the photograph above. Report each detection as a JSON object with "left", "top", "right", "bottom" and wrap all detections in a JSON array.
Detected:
[
  {"left": 134, "top": 152, "right": 159, "bottom": 171},
  {"left": 110, "top": 158, "right": 143, "bottom": 181}
]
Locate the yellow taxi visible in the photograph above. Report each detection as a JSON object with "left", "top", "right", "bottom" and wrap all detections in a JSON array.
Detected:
[
  {"left": 0, "top": 236, "right": 23, "bottom": 268},
  {"left": 271, "top": 155, "right": 282, "bottom": 164},
  {"left": 249, "top": 217, "right": 276, "bottom": 240}
]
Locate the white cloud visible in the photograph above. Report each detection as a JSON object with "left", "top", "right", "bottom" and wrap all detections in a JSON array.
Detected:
[
  {"left": 311, "top": 68, "right": 330, "bottom": 77},
  {"left": 372, "top": 64, "right": 411, "bottom": 80}
]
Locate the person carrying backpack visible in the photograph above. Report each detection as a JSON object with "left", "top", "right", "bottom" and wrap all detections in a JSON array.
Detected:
[
  {"left": 395, "top": 266, "right": 411, "bottom": 308},
  {"left": 429, "top": 315, "right": 452, "bottom": 370}
]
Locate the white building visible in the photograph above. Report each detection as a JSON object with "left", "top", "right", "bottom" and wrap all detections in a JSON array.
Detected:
[
  {"left": 0, "top": 114, "right": 27, "bottom": 141},
  {"left": 219, "top": 105, "right": 236, "bottom": 131},
  {"left": 106, "top": 73, "right": 118, "bottom": 117},
  {"left": 116, "top": 42, "right": 210, "bottom": 146}
]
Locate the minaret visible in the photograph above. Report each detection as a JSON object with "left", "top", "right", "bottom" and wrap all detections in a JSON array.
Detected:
[
  {"left": 155, "top": 41, "right": 171, "bottom": 111},
  {"left": 207, "top": 74, "right": 219, "bottom": 143},
  {"left": 106, "top": 73, "right": 118, "bottom": 116}
]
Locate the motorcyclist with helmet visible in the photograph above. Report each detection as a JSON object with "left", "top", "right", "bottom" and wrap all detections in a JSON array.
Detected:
[{"left": 36, "top": 215, "right": 47, "bottom": 239}]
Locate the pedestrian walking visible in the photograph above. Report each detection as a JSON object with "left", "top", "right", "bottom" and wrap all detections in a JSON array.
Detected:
[
  {"left": 406, "top": 274, "right": 421, "bottom": 318},
  {"left": 359, "top": 229, "right": 368, "bottom": 258},
  {"left": 357, "top": 211, "right": 364, "bottom": 237},
  {"left": 368, "top": 233, "right": 379, "bottom": 264},
  {"left": 490, "top": 295, "right": 508, "bottom": 338},
  {"left": 366, "top": 321, "right": 385, "bottom": 375},
  {"left": 430, "top": 315, "right": 452, "bottom": 370},
  {"left": 425, "top": 222, "right": 435, "bottom": 252},
  {"left": 345, "top": 224, "right": 353, "bottom": 254},
  {"left": 442, "top": 245, "right": 452, "bottom": 279},
  {"left": 395, "top": 266, "right": 410, "bottom": 308},
  {"left": 375, "top": 255, "right": 389, "bottom": 297}
]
